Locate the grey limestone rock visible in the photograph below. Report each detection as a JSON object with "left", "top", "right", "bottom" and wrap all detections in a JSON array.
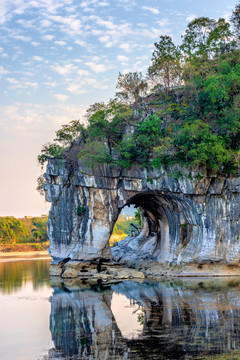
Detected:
[{"left": 44, "top": 158, "right": 240, "bottom": 267}]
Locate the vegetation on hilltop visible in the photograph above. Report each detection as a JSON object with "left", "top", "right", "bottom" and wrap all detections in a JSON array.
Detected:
[{"left": 38, "top": 2, "right": 240, "bottom": 186}]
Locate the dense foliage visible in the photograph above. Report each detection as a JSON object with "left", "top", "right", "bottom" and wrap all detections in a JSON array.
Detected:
[
  {"left": 38, "top": 3, "right": 240, "bottom": 178},
  {"left": 0, "top": 216, "right": 48, "bottom": 245}
]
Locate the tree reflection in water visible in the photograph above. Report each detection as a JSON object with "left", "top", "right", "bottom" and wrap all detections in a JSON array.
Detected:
[
  {"left": 0, "top": 259, "right": 51, "bottom": 293},
  {"left": 48, "top": 278, "right": 240, "bottom": 360}
]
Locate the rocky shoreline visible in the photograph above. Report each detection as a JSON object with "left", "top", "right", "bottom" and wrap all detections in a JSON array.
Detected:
[{"left": 49, "top": 259, "right": 240, "bottom": 285}]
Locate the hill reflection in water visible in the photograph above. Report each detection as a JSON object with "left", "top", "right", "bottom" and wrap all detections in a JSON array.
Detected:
[{"left": 48, "top": 277, "right": 240, "bottom": 360}]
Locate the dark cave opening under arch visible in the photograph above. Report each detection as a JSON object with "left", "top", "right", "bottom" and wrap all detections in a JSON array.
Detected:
[{"left": 110, "top": 191, "right": 200, "bottom": 262}]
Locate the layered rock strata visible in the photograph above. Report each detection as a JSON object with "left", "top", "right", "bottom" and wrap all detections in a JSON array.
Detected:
[{"left": 44, "top": 157, "right": 240, "bottom": 276}]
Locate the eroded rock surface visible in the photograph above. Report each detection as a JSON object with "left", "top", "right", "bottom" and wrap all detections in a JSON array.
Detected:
[{"left": 44, "top": 157, "right": 240, "bottom": 271}]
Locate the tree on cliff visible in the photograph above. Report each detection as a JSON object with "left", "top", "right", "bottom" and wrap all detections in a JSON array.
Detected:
[
  {"left": 207, "top": 18, "right": 233, "bottom": 54},
  {"left": 181, "top": 17, "right": 215, "bottom": 57},
  {"left": 116, "top": 72, "right": 148, "bottom": 104},
  {"left": 231, "top": 1, "right": 240, "bottom": 40},
  {"left": 38, "top": 120, "right": 87, "bottom": 167},
  {"left": 37, "top": 7, "right": 240, "bottom": 177},
  {"left": 148, "top": 35, "right": 181, "bottom": 95}
]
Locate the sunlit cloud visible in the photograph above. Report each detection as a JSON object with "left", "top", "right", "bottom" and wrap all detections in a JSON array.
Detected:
[
  {"left": 52, "top": 63, "right": 76, "bottom": 75},
  {"left": 67, "top": 76, "right": 108, "bottom": 94},
  {"left": 141, "top": 6, "right": 160, "bottom": 15},
  {"left": 43, "top": 34, "right": 55, "bottom": 40},
  {"left": 85, "top": 62, "right": 108, "bottom": 73},
  {"left": 33, "top": 55, "right": 44, "bottom": 61},
  {"left": 186, "top": 14, "right": 197, "bottom": 22},
  {"left": 117, "top": 55, "right": 129, "bottom": 62},
  {"left": 55, "top": 40, "right": 67, "bottom": 46},
  {"left": 54, "top": 93, "right": 69, "bottom": 102}
]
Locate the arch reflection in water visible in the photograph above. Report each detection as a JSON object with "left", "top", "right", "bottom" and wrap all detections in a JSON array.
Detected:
[{"left": 48, "top": 278, "right": 240, "bottom": 360}]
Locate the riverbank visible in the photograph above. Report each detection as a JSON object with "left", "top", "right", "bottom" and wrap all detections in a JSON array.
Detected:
[{"left": 0, "top": 250, "right": 51, "bottom": 260}]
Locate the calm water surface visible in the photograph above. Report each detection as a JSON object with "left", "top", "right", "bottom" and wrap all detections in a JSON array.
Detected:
[{"left": 1, "top": 259, "right": 240, "bottom": 359}]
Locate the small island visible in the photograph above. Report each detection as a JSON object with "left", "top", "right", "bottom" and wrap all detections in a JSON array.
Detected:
[{"left": 39, "top": 11, "right": 240, "bottom": 281}]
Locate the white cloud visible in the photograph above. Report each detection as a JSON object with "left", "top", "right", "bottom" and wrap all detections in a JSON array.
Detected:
[
  {"left": 16, "top": 19, "right": 36, "bottom": 29},
  {"left": 10, "top": 34, "right": 31, "bottom": 42},
  {"left": 67, "top": 83, "right": 88, "bottom": 95},
  {"left": 99, "top": 1, "right": 109, "bottom": 6},
  {"left": 75, "top": 40, "right": 88, "bottom": 47},
  {"left": 52, "top": 63, "right": 76, "bottom": 75},
  {"left": 6, "top": 77, "right": 18, "bottom": 85},
  {"left": 0, "top": 66, "right": 9, "bottom": 78},
  {"left": 43, "top": 34, "right": 54, "bottom": 41},
  {"left": 157, "top": 18, "right": 169, "bottom": 27},
  {"left": 23, "top": 81, "right": 39, "bottom": 90},
  {"left": 45, "top": 81, "right": 58, "bottom": 87},
  {"left": 6, "top": 77, "right": 38, "bottom": 90},
  {"left": 186, "top": 14, "right": 197, "bottom": 22},
  {"left": 90, "top": 15, "right": 116, "bottom": 29},
  {"left": 31, "top": 41, "right": 39, "bottom": 46},
  {"left": 54, "top": 94, "right": 69, "bottom": 102},
  {"left": 55, "top": 40, "right": 66, "bottom": 46},
  {"left": 41, "top": 19, "right": 52, "bottom": 28},
  {"left": 49, "top": 15, "right": 82, "bottom": 35},
  {"left": 67, "top": 76, "right": 108, "bottom": 94},
  {"left": 119, "top": 43, "right": 131, "bottom": 51},
  {"left": 85, "top": 62, "right": 108, "bottom": 73},
  {"left": 141, "top": 6, "right": 160, "bottom": 15},
  {"left": 99, "top": 35, "right": 110, "bottom": 42},
  {"left": 116, "top": 0, "right": 137, "bottom": 11},
  {"left": 117, "top": 55, "right": 129, "bottom": 62},
  {"left": 32, "top": 55, "right": 44, "bottom": 61},
  {"left": 77, "top": 69, "right": 91, "bottom": 76}
]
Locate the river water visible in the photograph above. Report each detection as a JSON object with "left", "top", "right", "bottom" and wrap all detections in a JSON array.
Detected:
[{"left": 1, "top": 258, "right": 240, "bottom": 359}]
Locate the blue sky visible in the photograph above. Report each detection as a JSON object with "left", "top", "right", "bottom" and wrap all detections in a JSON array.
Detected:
[{"left": 0, "top": 0, "right": 237, "bottom": 217}]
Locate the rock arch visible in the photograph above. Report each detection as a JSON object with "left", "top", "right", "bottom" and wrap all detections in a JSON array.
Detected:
[
  {"left": 44, "top": 159, "right": 240, "bottom": 265},
  {"left": 112, "top": 191, "right": 201, "bottom": 263}
]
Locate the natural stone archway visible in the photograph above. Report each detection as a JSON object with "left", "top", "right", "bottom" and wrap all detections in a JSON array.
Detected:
[
  {"left": 44, "top": 157, "right": 240, "bottom": 266},
  {"left": 112, "top": 191, "right": 201, "bottom": 264}
]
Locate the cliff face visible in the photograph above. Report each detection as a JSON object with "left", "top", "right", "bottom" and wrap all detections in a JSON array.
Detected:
[{"left": 44, "top": 156, "right": 240, "bottom": 265}]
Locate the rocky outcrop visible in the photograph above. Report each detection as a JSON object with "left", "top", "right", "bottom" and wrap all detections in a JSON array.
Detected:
[{"left": 44, "top": 157, "right": 240, "bottom": 270}]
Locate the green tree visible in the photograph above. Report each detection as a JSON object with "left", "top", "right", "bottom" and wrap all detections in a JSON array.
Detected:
[
  {"left": 116, "top": 72, "right": 148, "bottom": 104},
  {"left": 181, "top": 17, "right": 215, "bottom": 57},
  {"left": 85, "top": 102, "right": 107, "bottom": 119},
  {"left": 54, "top": 120, "right": 86, "bottom": 146},
  {"left": 148, "top": 35, "right": 181, "bottom": 95},
  {"left": 134, "top": 208, "right": 141, "bottom": 227},
  {"left": 37, "top": 143, "right": 65, "bottom": 167},
  {"left": 231, "top": 1, "right": 240, "bottom": 40},
  {"left": 207, "top": 18, "right": 233, "bottom": 54},
  {"left": 31, "top": 217, "right": 48, "bottom": 242},
  {"left": 0, "top": 217, "right": 28, "bottom": 244},
  {"left": 173, "top": 120, "right": 233, "bottom": 172}
]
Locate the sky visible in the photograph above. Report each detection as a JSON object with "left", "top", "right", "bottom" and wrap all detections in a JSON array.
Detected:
[{"left": 0, "top": 0, "right": 237, "bottom": 218}]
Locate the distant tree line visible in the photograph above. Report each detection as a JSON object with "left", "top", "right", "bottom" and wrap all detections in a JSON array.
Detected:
[{"left": 0, "top": 216, "right": 48, "bottom": 244}]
